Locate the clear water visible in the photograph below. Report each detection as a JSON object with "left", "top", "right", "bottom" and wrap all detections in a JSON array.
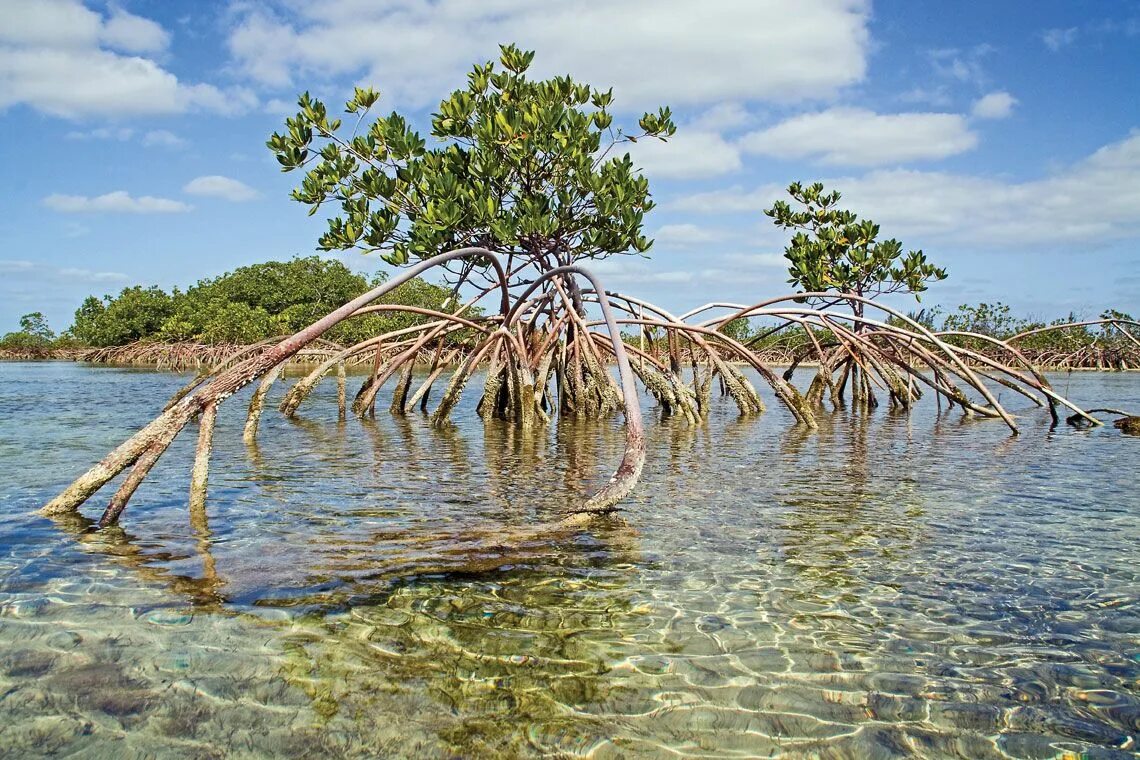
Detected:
[{"left": 0, "top": 361, "right": 1137, "bottom": 758}]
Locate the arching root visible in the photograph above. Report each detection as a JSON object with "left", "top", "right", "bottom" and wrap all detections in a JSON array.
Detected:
[{"left": 189, "top": 402, "right": 218, "bottom": 512}]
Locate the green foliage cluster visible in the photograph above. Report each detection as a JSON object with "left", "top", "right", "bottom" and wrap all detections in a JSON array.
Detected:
[
  {"left": 62, "top": 257, "right": 454, "bottom": 347},
  {"left": 158, "top": 257, "right": 372, "bottom": 344},
  {"left": 71, "top": 287, "right": 175, "bottom": 346},
  {"left": 268, "top": 44, "right": 675, "bottom": 280},
  {"left": 0, "top": 312, "right": 57, "bottom": 350},
  {"left": 941, "top": 302, "right": 1025, "bottom": 339},
  {"left": 940, "top": 303, "right": 1136, "bottom": 351},
  {"left": 765, "top": 182, "right": 947, "bottom": 308},
  {"left": 876, "top": 303, "right": 1136, "bottom": 352},
  {"left": 720, "top": 318, "right": 754, "bottom": 342}
]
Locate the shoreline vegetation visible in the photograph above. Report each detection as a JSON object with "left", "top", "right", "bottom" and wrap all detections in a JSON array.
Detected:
[
  {"left": 3, "top": 258, "right": 1138, "bottom": 373},
  {"left": 3, "top": 335, "right": 1139, "bottom": 373},
  {"left": 4, "top": 285, "right": 1138, "bottom": 373}
]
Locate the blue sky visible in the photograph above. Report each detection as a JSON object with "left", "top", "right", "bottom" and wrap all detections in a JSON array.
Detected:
[{"left": 2, "top": 0, "right": 1139, "bottom": 333}]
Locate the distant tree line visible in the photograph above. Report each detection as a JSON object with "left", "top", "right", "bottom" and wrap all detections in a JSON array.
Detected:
[
  {"left": 3, "top": 290, "right": 1132, "bottom": 357},
  {"left": 617, "top": 304, "right": 1135, "bottom": 356},
  {"left": 1, "top": 257, "right": 459, "bottom": 350},
  {"left": 892, "top": 303, "right": 1135, "bottom": 351}
]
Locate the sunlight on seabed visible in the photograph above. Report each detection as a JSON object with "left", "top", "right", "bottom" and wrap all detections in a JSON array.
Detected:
[{"left": 0, "top": 363, "right": 1137, "bottom": 757}]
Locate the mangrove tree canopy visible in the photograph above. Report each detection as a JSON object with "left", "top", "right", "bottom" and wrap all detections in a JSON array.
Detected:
[
  {"left": 267, "top": 44, "right": 676, "bottom": 290},
  {"left": 0, "top": 312, "right": 56, "bottom": 349},
  {"left": 765, "top": 182, "right": 947, "bottom": 308}
]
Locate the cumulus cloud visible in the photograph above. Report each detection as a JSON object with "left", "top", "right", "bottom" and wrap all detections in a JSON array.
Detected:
[
  {"left": 100, "top": 6, "right": 170, "bottom": 53},
  {"left": 183, "top": 175, "right": 259, "bottom": 202},
  {"left": 739, "top": 107, "right": 978, "bottom": 166},
  {"left": 0, "top": 0, "right": 103, "bottom": 48},
  {"left": 626, "top": 103, "right": 758, "bottom": 179},
  {"left": 675, "top": 131, "right": 1140, "bottom": 249},
  {"left": 971, "top": 91, "right": 1017, "bottom": 120},
  {"left": 0, "top": 0, "right": 255, "bottom": 118},
  {"left": 43, "top": 190, "right": 192, "bottom": 213},
  {"left": 689, "top": 102, "right": 754, "bottom": 131},
  {"left": 0, "top": 0, "right": 166, "bottom": 52},
  {"left": 630, "top": 130, "right": 742, "bottom": 179},
  {"left": 227, "top": 0, "right": 871, "bottom": 109}
]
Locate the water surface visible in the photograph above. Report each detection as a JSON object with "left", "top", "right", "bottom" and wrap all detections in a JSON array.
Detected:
[{"left": 0, "top": 362, "right": 1137, "bottom": 757}]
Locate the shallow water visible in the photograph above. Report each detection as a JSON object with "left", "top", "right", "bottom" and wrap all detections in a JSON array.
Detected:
[{"left": 0, "top": 361, "right": 1137, "bottom": 758}]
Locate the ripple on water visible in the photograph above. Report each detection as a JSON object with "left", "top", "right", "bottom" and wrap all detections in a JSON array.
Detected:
[{"left": 0, "top": 362, "right": 1137, "bottom": 756}]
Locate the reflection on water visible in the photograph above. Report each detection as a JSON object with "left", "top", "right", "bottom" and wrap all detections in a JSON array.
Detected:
[{"left": 0, "top": 362, "right": 1137, "bottom": 757}]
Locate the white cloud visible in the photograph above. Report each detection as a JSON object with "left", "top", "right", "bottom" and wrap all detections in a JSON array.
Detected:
[
  {"left": 63, "top": 221, "right": 89, "bottom": 238},
  {"left": 971, "top": 91, "right": 1016, "bottom": 120},
  {"left": 589, "top": 257, "right": 694, "bottom": 286},
  {"left": 588, "top": 249, "right": 784, "bottom": 293},
  {"left": 689, "top": 102, "right": 754, "bottom": 131},
  {"left": 1042, "top": 27, "right": 1079, "bottom": 51},
  {"left": 0, "top": 0, "right": 102, "bottom": 48},
  {"left": 65, "top": 126, "right": 134, "bottom": 140},
  {"left": 630, "top": 130, "right": 742, "bottom": 179},
  {"left": 672, "top": 183, "right": 784, "bottom": 214},
  {"left": 0, "top": 0, "right": 254, "bottom": 118},
  {"left": 180, "top": 84, "right": 259, "bottom": 116},
  {"left": 693, "top": 267, "right": 780, "bottom": 288},
  {"left": 676, "top": 132, "right": 1140, "bottom": 248},
  {"left": 0, "top": 0, "right": 168, "bottom": 52},
  {"left": 724, "top": 252, "right": 787, "bottom": 268},
  {"left": 100, "top": 6, "right": 170, "bottom": 54},
  {"left": 928, "top": 44, "right": 993, "bottom": 87},
  {"left": 739, "top": 107, "right": 978, "bottom": 166},
  {"left": 183, "top": 175, "right": 259, "bottom": 202},
  {"left": 653, "top": 223, "right": 726, "bottom": 248},
  {"left": 1040, "top": 20, "right": 1140, "bottom": 52},
  {"left": 64, "top": 126, "right": 187, "bottom": 148},
  {"left": 627, "top": 103, "right": 760, "bottom": 179},
  {"left": 227, "top": 0, "right": 871, "bottom": 109},
  {"left": 57, "top": 266, "right": 130, "bottom": 283},
  {"left": 897, "top": 86, "right": 952, "bottom": 108},
  {"left": 0, "top": 259, "right": 128, "bottom": 283},
  {"left": 263, "top": 97, "right": 296, "bottom": 116},
  {"left": 142, "top": 129, "right": 187, "bottom": 148},
  {"left": 43, "top": 190, "right": 192, "bottom": 213}
]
